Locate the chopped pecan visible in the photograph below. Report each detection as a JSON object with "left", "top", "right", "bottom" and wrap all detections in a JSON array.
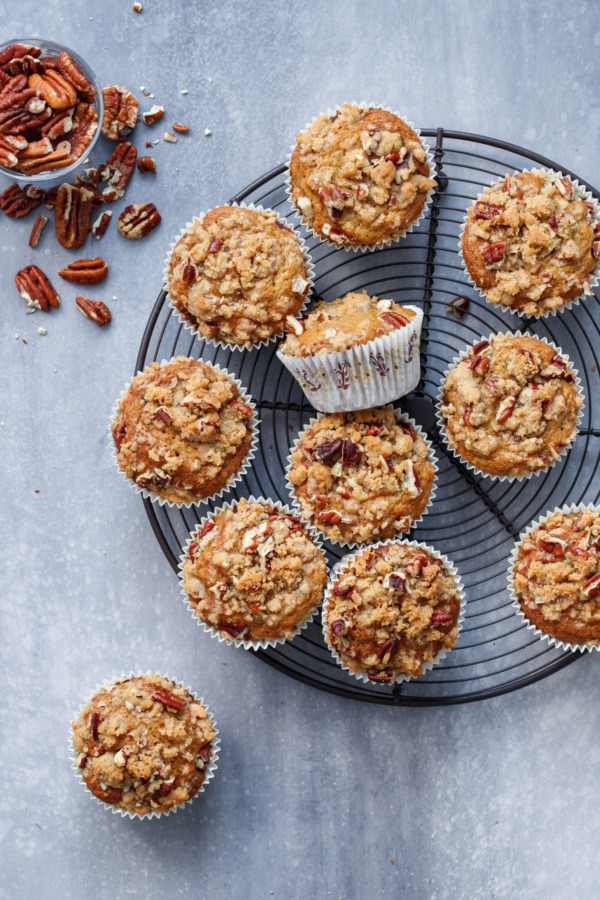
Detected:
[
  {"left": 57, "top": 51, "right": 97, "bottom": 103},
  {"left": 75, "top": 295, "right": 111, "bottom": 326},
  {"left": 430, "top": 608, "right": 452, "bottom": 625},
  {"left": 59, "top": 257, "right": 108, "bottom": 284},
  {"left": 446, "top": 295, "right": 470, "bottom": 318},
  {"left": 92, "top": 210, "right": 112, "bottom": 238},
  {"left": 1, "top": 181, "right": 43, "bottom": 217},
  {"left": 102, "top": 85, "right": 138, "bottom": 140},
  {"left": 66, "top": 101, "right": 98, "bottom": 159},
  {"left": 198, "top": 520, "right": 215, "bottom": 540},
  {"left": 118, "top": 202, "right": 161, "bottom": 239},
  {"left": 28, "top": 213, "right": 48, "bottom": 247},
  {"left": 155, "top": 407, "right": 172, "bottom": 425},
  {"left": 399, "top": 421, "right": 417, "bottom": 441},
  {"left": 142, "top": 104, "right": 164, "bottom": 125},
  {"left": 137, "top": 155, "right": 156, "bottom": 174},
  {"left": 379, "top": 310, "right": 409, "bottom": 329},
  {"left": 314, "top": 438, "right": 343, "bottom": 463},
  {"left": 376, "top": 637, "right": 399, "bottom": 664},
  {"left": 219, "top": 623, "right": 247, "bottom": 639},
  {"left": 55, "top": 183, "right": 94, "bottom": 249},
  {"left": 208, "top": 237, "right": 223, "bottom": 252},
  {"left": 474, "top": 201, "right": 503, "bottom": 220},
  {"left": 469, "top": 354, "right": 491, "bottom": 376},
  {"left": 496, "top": 395, "right": 516, "bottom": 423},
  {"left": 151, "top": 689, "right": 185, "bottom": 711},
  {"left": 182, "top": 258, "right": 197, "bottom": 285},
  {"left": 342, "top": 438, "right": 363, "bottom": 466},
  {"left": 15, "top": 264, "right": 59, "bottom": 311},
  {"left": 317, "top": 509, "right": 342, "bottom": 525},
  {"left": 28, "top": 70, "right": 77, "bottom": 109},
  {"left": 481, "top": 241, "right": 506, "bottom": 266},
  {"left": 472, "top": 339, "right": 490, "bottom": 356},
  {"left": 112, "top": 417, "right": 126, "bottom": 449},
  {"left": 90, "top": 711, "right": 100, "bottom": 741},
  {"left": 172, "top": 122, "right": 189, "bottom": 133},
  {"left": 106, "top": 141, "right": 137, "bottom": 189}
]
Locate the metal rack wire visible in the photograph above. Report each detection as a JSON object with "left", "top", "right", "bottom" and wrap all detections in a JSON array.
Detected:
[{"left": 136, "top": 129, "right": 600, "bottom": 705}]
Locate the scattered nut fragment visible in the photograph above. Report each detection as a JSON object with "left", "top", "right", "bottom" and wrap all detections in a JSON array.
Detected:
[
  {"left": 137, "top": 155, "right": 156, "bottom": 174},
  {"left": 133, "top": 2, "right": 143, "bottom": 10},
  {"left": 118, "top": 202, "right": 161, "bottom": 239},
  {"left": 28, "top": 213, "right": 48, "bottom": 246},
  {"left": 75, "top": 295, "right": 111, "bottom": 326},
  {"left": 15, "top": 264, "right": 59, "bottom": 311},
  {"left": 38, "top": 327, "right": 46, "bottom": 335},
  {"left": 106, "top": 141, "right": 137, "bottom": 189},
  {"left": 92, "top": 209, "right": 112, "bottom": 239},
  {"left": 54, "top": 183, "right": 94, "bottom": 249},
  {"left": 1, "top": 182, "right": 44, "bottom": 217},
  {"left": 142, "top": 104, "right": 164, "bottom": 125},
  {"left": 58, "top": 257, "right": 109, "bottom": 284},
  {"left": 204, "top": 128, "right": 211, "bottom": 136},
  {"left": 145, "top": 140, "right": 152, "bottom": 148},
  {"left": 163, "top": 131, "right": 177, "bottom": 143},
  {"left": 172, "top": 122, "right": 189, "bottom": 133},
  {"left": 446, "top": 296, "right": 470, "bottom": 318},
  {"left": 102, "top": 85, "right": 138, "bottom": 140}
]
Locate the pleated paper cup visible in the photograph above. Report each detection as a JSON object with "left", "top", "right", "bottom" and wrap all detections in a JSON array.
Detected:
[
  {"left": 322, "top": 538, "right": 466, "bottom": 685},
  {"left": 507, "top": 503, "right": 600, "bottom": 653},
  {"left": 178, "top": 495, "right": 328, "bottom": 650},
  {"left": 109, "top": 357, "right": 258, "bottom": 508},
  {"left": 457, "top": 168, "right": 600, "bottom": 318},
  {"left": 286, "top": 408, "right": 438, "bottom": 550},
  {"left": 285, "top": 102, "right": 437, "bottom": 252},
  {"left": 162, "top": 202, "right": 314, "bottom": 351},
  {"left": 69, "top": 670, "right": 220, "bottom": 820},
  {"left": 276, "top": 305, "right": 423, "bottom": 413},
  {"left": 436, "top": 332, "right": 584, "bottom": 482}
]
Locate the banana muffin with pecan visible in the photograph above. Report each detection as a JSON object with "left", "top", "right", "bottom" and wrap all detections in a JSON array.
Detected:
[
  {"left": 181, "top": 498, "right": 328, "bottom": 643},
  {"left": 111, "top": 356, "right": 254, "bottom": 504},
  {"left": 461, "top": 170, "right": 599, "bottom": 315},
  {"left": 511, "top": 507, "right": 600, "bottom": 646},
  {"left": 324, "top": 541, "right": 462, "bottom": 681},
  {"left": 72, "top": 674, "right": 216, "bottom": 816},
  {"left": 439, "top": 334, "right": 582, "bottom": 479},
  {"left": 287, "top": 406, "right": 435, "bottom": 545},
  {"left": 167, "top": 206, "right": 310, "bottom": 347},
  {"left": 289, "top": 103, "right": 436, "bottom": 247}
]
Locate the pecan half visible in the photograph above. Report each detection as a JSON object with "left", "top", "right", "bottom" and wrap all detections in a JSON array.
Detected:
[
  {"left": 75, "top": 295, "right": 111, "bottom": 326},
  {"left": 118, "top": 202, "right": 161, "bottom": 239},
  {"left": 57, "top": 51, "right": 97, "bottom": 103},
  {"left": 106, "top": 141, "right": 137, "bottom": 189},
  {"left": 0, "top": 134, "right": 24, "bottom": 167},
  {"left": 28, "top": 213, "right": 48, "bottom": 247},
  {"left": 15, "top": 264, "right": 59, "bottom": 311},
  {"left": 1, "top": 181, "right": 43, "bottom": 216},
  {"left": 29, "top": 71, "right": 77, "bottom": 110},
  {"left": 137, "top": 155, "right": 156, "bottom": 174},
  {"left": 59, "top": 257, "right": 108, "bottom": 284},
  {"left": 102, "top": 85, "right": 138, "bottom": 140},
  {"left": 379, "top": 310, "right": 409, "bottom": 329},
  {"left": 474, "top": 201, "right": 503, "bottom": 220},
  {"left": 40, "top": 108, "right": 73, "bottom": 139},
  {"left": 66, "top": 101, "right": 98, "bottom": 159},
  {"left": 17, "top": 145, "right": 73, "bottom": 175},
  {"left": 55, "top": 183, "right": 94, "bottom": 249},
  {"left": 151, "top": 689, "right": 185, "bottom": 711}
]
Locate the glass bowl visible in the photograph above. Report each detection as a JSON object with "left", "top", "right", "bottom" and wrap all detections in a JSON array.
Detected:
[{"left": 0, "top": 37, "right": 103, "bottom": 183}]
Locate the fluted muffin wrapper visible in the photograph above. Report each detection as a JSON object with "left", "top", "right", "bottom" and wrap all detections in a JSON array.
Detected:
[
  {"left": 69, "top": 670, "right": 220, "bottom": 820},
  {"left": 507, "top": 503, "right": 600, "bottom": 653},
  {"left": 435, "top": 332, "right": 584, "bottom": 483},
  {"left": 109, "top": 357, "right": 259, "bottom": 508},
  {"left": 286, "top": 408, "right": 438, "bottom": 550},
  {"left": 276, "top": 305, "right": 423, "bottom": 413},
  {"left": 178, "top": 495, "right": 328, "bottom": 650},
  {"left": 457, "top": 167, "right": 600, "bottom": 319},
  {"left": 285, "top": 101, "right": 437, "bottom": 252},
  {"left": 162, "top": 202, "right": 315, "bottom": 351},
  {"left": 322, "top": 538, "right": 466, "bottom": 685}
]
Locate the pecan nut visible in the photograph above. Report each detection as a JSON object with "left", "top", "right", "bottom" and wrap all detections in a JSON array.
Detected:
[
  {"left": 1, "top": 182, "right": 44, "bottom": 217},
  {"left": 57, "top": 51, "right": 97, "bottom": 103},
  {"left": 55, "top": 183, "right": 94, "bottom": 249},
  {"left": 106, "top": 141, "right": 137, "bottom": 189},
  {"left": 15, "top": 264, "right": 59, "bottom": 311},
  {"left": 28, "top": 213, "right": 48, "bottom": 247},
  {"left": 102, "top": 85, "right": 138, "bottom": 140},
  {"left": 59, "top": 257, "right": 108, "bottom": 284},
  {"left": 137, "top": 155, "right": 156, "bottom": 174},
  {"left": 40, "top": 108, "right": 74, "bottom": 140},
  {"left": 75, "top": 295, "right": 111, "bottom": 326},
  {"left": 28, "top": 71, "right": 78, "bottom": 110},
  {"left": 92, "top": 210, "right": 112, "bottom": 238},
  {"left": 66, "top": 101, "right": 98, "bottom": 159},
  {"left": 0, "top": 75, "right": 51, "bottom": 134},
  {"left": 118, "top": 202, "right": 161, "bottom": 239},
  {"left": 17, "top": 145, "right": 73, "bottom": 175},
  {"left": 0, "top": 43, "right": 41, "bottom": 70},
  {"left": 0, "top": 134, "right": 26, "bottom": 167},
  {"left": 151, "top": 689, "right": 184, "bottom": 711}
]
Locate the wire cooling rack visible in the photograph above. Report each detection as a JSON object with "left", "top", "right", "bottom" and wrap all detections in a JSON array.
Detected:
[{"left": 136, "top": 129, "right": 600, "bottom": 705}]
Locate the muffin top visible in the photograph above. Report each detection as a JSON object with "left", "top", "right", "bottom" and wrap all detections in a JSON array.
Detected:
[
  {"left": 287, "top": 406, "right": 435, "bottom": 545},
  {"left": 439, "top": 334, "right": 581, "bottom": 478},
  {"left": 111, "top": 357, "right": 254, "bottom": 504},
  {"left": 181, "top": 498, "right": 328, "bottom": 641},
  {"left": 278, "top": 291, "right": 417, "bottom": 357},
  {"left": 325, "top": 541, "right": 461, "bottom": 680},
  {"left": 461, "top": 170, "right": 599, "bottom": 315},
  {"left": 289, "top": 104, "right": 436, "bottom": 247},
  {"left": 72, "top": 675, "right": 215, "bottom": 816},
  {"left": 168, "top": 206, "right": 310, "bottom": 346},
  {"left": 513, "top": 508, "right": 600, "bottom": 645}
]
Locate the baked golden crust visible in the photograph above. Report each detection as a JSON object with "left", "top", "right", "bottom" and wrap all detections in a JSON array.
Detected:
[
  {"left": 72, "top": 675, "right": 215, "bottom": 816},
  {"left": 181, "top": 499, "right": 328, "bottom": 641},
  {"left": 439, "top": 335, "right": 581, "bottom": 478},
  {"left": 461, "top": 170, "right": 598, "bottom": 315},
  {"left": 289, "top": 104, "right": 436, "bottom": 246},
  {"left": 111, "top": 357, "right": 254, "bottom": 504},
  {"left": 513, "top": 509, "right": 600, "bottom": 645},
  {"left": 278, "top": 290, "right": 416, "bottom": 357},
  {"left": 325, "top": 542, "right": 461, "bottom": 680},
  {"left": 168, "top": 206, "right": 309, "bottom": 346},
  {"left": 287, "top": 406, "right": 435, "bottom": 545}
]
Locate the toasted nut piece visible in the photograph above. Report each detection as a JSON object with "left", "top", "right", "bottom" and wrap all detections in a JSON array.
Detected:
[
  {"left": 137, "top": 155, "right": 156, "bottom": 174},
  {"left": 172, "top": 122, "right": 189, "bottom": 133},
  {"left": 446, "top": 295, "right": 470, "bottom": 318},
  {"left": 59, "top": 257, "right": 108, "bottom": 284},
  {"left": 142, "top": 104, "right": 164, "bottom": 125},
  {"left": 151, "top": 689, "right": 184, "bottom": 711},
  {"left": 57, "top": 51, "right": 97, "bottom": 103},
  {"left": 66, "top": 101, "right": 98, "bottom": 159},
  {"left": 118, "top": 202, "right": 161, "bottom": 239},
  {"left": 28, "top": 71, "right": 77, "bottom": 110},
  {"left": 0, "top": 134, "right": 24, "bottom": 167},
  {"left": 17, "top": 146, "right": 74, "bottom": 175},
  {"left": 0, "top": 75, "right": 51, "bottom": 134},
  {"left": 28, "top": 213, "right": 48, "bottom": 247},
  {"left": 0, "top": 43, "right": 41, "bottom": 69},
  {"left": 15, "top": 264, "right": 59, "bottom": 311},
  {"left": 75, "top": 295, "right": 111, "bottom": 326},
  {"left": 102, "top": 85, "right": 138, "bottom": 140},
  {"left": 91, "top": 210, "right": 112, "bottom": 238},
  {"left": 55, "top": 183, "right": 94, "bottom": 249},
  {"left": 163, "top": 131, "right": 177, "bottom": 142},
  {"left": 106, "top": 141, "right": 137, "bottom": 189},
  {"left": 17, "top": 136, "right": 52, "bottom": 159},
  {"left": 1, "top": 181, "right": 44, "bottom": 217}
]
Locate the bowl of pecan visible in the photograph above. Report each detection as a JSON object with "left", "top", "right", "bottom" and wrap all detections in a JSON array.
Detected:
[{"left": 0, "top": 38, "right": 103, "bottom": 182}]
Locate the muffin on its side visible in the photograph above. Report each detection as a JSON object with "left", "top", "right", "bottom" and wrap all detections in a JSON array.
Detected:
[
  {"left": 324, "top": 541, "right": 462, "bottom": 681},
  {"left": 111, "top": 357, "right": 254, "bottom": 504},
  {"left": 289, "top": 103, "right": 436, "bottom": 247},
  {"left": 438, "top": 334, "right": 582, "bottom": 479},
  {"left": 181, "top": 498, "right": 328, "bottom": 643},
  {"left": 461, "top": 170, "right": 599, "bottom": 316},
  {"left": 72, "top": 674, "right": 216, "bottom": 816}
]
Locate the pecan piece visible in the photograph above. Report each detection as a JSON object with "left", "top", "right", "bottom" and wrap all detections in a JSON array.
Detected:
[
  {"left": 399, "top": 421, "right": 417, "bottom": 441},
  {"left": 151, "top": 689, "right": 185, "bottom": 711},
  {"left": 57, "top": 51, "right": 97, "bottom": 102},
  {"left": 17, "top": 146, "right": 73, "bottom": 175},
  {"left": 142, "top": 104, "right": 164, "bottom": 125},
  {"left": 28, "top": 71, "right": 77, "bottom": 110},
  {"left": 342, "top": 438, "right": 363, "bottom": 466},
  {"left": 75, "top": 295, "right": 111, "bottom": 326},
  {"left": 92, "top": 210, "right": 112, "bottom": 238},
  {"left": 496, "top": 395, "right": 516, "bottom": 424},
  {"left": 1, "top": 181, "right": 43, "bottom": 217},
  {"left": 106, "top": 141, "right": 137, "bottom": 189},
  {"left": 446, "top": 295, "right": 470, "bottom": 318},
  {"left": 40, "top": 108, "right": 74, "bottom": 139},
  {"left": 368, "top": 670, "right": 393, "bottom": 683},
  {"left": 66, "top": 101, "right": 98, "bottom": 159},
  {"left": 481, "top": 241, "right": 506, "bottom": 266},
  {"left": 198, "top": 520, "right": 215, "bottom": 540},
  {"left": 0, "top": 134, "right": 25, "bottom": 167},
  {"left": 314, "top": 438, "right": 343, "bottom": 463},
  {"left": 219, "top": 623, "right": 247, "bottom": 639},
  {"left": 112, "top": 417, "right": 126, "bottom": 449},
  {"left": 379, "top": 310, "right": 409, "bottom": 329},
  {"left": 102, "top": 85, "right": 138, "bottom": 140},
  {"left": 469, "top": 354, "right": 491, "bottom": 377},
  {"left": 118, "top": 202, "right": 161, "bottom": 239},
  {"left": 472, "top": 340, "right": 490, "bottom": 356},
  {"left": 377, "top": 637, "right": 399, "bottom": 664},
  {"left": 137, "top": 155, "right": 156, "bottom": 174},
  {"left": 172, "top": 122, "right": 189, "bottom": 133},
  {"left": 317, "top": 509, "right": 342, "bottom": 526},
  {"left": 208, "top": 237, "right": 223, "bottom": 252},
  {"left": 28, "top": 213, "right": 48, "bottom": 247},
  {"left": 0, "top": 43, "right": 41, "bottom": 69},
  {"left": 15, "top": 264, "right": 59, "bottom": 311},
  {"left": 55, "top": 183, "right": 94, "bottom": 249},
  {"left": 182, "top": 257, "right": 197, "bottom": 285},
  {"left": 58, "top": 257, "right": 108, "bottom": 284},
  {"left": 430, "top": 608, "right": 452, "bottom": 625},
  {"left": 473, "top": 201, "right": 503, "bottom": 220},
  {"left": 90, "top": 711, "right": 100, "bottom": 741}
]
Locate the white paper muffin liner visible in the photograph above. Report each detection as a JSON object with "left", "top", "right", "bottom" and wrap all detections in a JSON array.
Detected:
[
  {"left": 162, "top": 202, "right": 315, "bottom": 351},
  {"left": 69, "top": 670, "right": 220, "bottom": 820},
  {"left": 435, "top": 332, "right": 584, "bottom": 483},
  {"left": 507, "top": 503, "right": 600, "bottom": 653},
  {"left": 322, "top": 538, "right": 466, "bottom": 685},
  {"left": 457, "top": 168, "right": 600, "bottom": 319},
  {"left": 285, "top": 101, "right": 437, "bottom": 252},
  {"left": 276, "top": 305, "right": 423, "bottom": 413},
  {"left": 286, "top": 408, "right": 438, "bottom": 550},
  {"left": 178, "top": 495, "right": 328, "bottom": 650},
  {"left": 109, "top": 357, "right": 259, "bottom": 508}
]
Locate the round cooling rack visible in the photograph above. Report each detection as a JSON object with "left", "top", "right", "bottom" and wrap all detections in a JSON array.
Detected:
[{"left": 136, "top": 129, "right": 600, "bottom": 706}]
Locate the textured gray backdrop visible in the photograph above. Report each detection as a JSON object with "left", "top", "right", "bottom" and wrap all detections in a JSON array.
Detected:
[{"left": 1, "top": 2, "right": 599, "bottom": 899}]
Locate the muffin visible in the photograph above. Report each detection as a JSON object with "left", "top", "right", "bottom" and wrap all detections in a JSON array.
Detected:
[
  {"left": 324, "top": 540, "right": 463, "bottom": 682},
  {"left": 438, "top": 334, "right": 582, "bottom": 479},
  {"left": 166, "top": 205, "right": 311, "bottom": 347},
  {"left": 461, "top": 170, "right": 599, "bottom": 316},
  {"left": 287, "top": 406, "right": 436, "bottom": 546},
  {"left": 510, "top": 506, "right": 600, "bottom": 647},
  {"left": 180, "top": 498, "right": 328, "bottom": 644},
  {"left": 288, "top": 103, "right": 436, "bottom": 247},
  {"left": 111, "top": 356, "right": 255, "bottom": 505},
  {"left": 71, "top": 674, "right": 217, "bottom": 817},
  {"left": 277, "top": 291, "right": 422, "bottom": 412}
]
